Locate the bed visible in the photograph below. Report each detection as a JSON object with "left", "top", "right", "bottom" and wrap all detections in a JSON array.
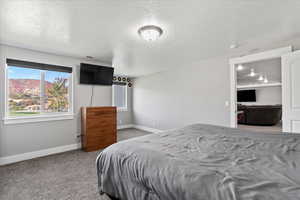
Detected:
[{"left": 96, "top": 124, "right": 300, "bottom": 200}]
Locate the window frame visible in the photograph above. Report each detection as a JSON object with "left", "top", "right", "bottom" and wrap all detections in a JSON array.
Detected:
[
  {"left": 112, "top": 84, "right": 128, "bottom": 112},
  {"left": 3, "top": 59, "right": 74, "bottom": 124}
]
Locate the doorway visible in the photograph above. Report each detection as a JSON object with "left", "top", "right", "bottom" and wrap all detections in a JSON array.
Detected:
[
  {"left": 236, "top": 58, "right": 282, "bottom": 133},
  {"left": 229, "top": 47, "right": 292, "bottom": 132}
]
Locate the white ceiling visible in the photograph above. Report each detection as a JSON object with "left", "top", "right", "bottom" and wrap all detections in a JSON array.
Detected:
[
  {"left": 1, "top": 0, "right": 300, "bottom": 77},
  {"left": 237, "top": 58, "right": 281, "bottom": 86}
]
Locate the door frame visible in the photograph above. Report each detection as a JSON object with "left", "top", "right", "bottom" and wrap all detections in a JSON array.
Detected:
[
  {"left": 229, "top": 46, "right": 292, "bottom": 128},
  {"left": 282, "top": 50, "right": 300, "bottom": 133}
]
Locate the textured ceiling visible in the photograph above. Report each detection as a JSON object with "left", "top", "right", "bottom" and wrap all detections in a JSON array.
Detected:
[{"left": 1, "top": 0, "right": 300, "bottom": 77}]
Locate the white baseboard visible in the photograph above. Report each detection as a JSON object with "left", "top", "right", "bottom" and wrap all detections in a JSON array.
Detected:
[
  {"left": 0, "top": 143, "right": 81, "bottom": 166},
  {"left": 117, "top": 124, "right": 163, "bottom": 133},
  {"left": 117, "top": 124, "right": 134, "bottom": 130},
  {"left": 133, "top": 125, "right": 163, "bottom": 133},
  {"left": 0, "top": 124, "right": 162, "bottom": 166}
]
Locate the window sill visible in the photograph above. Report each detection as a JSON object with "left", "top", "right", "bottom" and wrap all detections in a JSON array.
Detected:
[
  {"left": 117, "top": 108, "right": 128, "bottom": 112},
  {"left": 3, "top": 113, "right": 74, "bottom": 125}
]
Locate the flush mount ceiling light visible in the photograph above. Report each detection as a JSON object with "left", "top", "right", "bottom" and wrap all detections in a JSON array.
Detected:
[
  {"left": 138, "top": 25, "right": 163, "bottom": 41},
  {"left": 236, "top": 64, "right": 244, "bottom": 71}
]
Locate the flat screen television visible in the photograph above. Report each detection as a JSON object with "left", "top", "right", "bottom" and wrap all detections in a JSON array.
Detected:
[
  {"left": 80, "top": 63, "right": 114, "bottom": 85},
  {"left": 237, "top": 90, "right": 256, "bottom": 102}
]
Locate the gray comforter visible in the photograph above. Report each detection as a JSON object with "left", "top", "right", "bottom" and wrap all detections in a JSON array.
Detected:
[{"left": 96, "top": 124, "right": 300, "bottom": 200}]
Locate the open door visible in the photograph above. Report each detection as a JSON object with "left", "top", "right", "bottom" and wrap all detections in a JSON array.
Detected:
[{"left": 282, "top": 50, "right": 300, "bottom": 133}]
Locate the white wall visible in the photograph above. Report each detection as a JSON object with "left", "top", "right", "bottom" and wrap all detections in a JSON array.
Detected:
[
  {"left": 239, "top": 86, "right": 282, "bottom": 105},
  {"left": 133, "top": 57, "right": 231, "bottom": 130},
  {"left": 132, "top": 36, "right": 300, "bottom": 131},
  {"left": 0, "top": 45, "right": 132, "bottom": 157}
]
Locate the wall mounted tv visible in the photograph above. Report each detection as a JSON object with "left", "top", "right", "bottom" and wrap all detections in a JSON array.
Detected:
[
  {"left": 80, "top": 63, "right": 114, "bottom": 85},
  {"left": 237, "top": 90, "right": 256, "bottom": 102}
]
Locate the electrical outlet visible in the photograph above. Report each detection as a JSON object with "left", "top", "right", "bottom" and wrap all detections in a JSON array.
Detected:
[
  {"left": 76, "top": 134, "right": 82, "bottom": 142},
  {"left": 225, "top": 101, "right": 229, "bottom": 107}
]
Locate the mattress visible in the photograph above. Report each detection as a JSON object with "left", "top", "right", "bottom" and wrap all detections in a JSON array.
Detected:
[{"left": 96, "top": 124, "right": 300, "bottom": 200}]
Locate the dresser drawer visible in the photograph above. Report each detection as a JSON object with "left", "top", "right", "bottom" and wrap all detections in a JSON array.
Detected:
[
  {"left": 85, "top": 126, "right": 116, "bottom": 137},
  {"left": 86, "top": 109, "right": 116, "bottom": 119},
  {"left": 85, "top": 135, "right": 116, "bottom": 151},
  {"left": 86, "top": 118, "right": 116, "bottom": 128}
]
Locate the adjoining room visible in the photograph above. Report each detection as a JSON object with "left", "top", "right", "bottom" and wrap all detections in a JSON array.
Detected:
[{"left": 236, "top": 58, "right": 283, "bottom": 133}]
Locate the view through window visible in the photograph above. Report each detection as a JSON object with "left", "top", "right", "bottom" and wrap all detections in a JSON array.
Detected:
[
  {"left": 7, "top": 62, "right": 72, "bottom": 117},
  {"left": 112, "top": 84, "right": 127, "bottom": 110}
]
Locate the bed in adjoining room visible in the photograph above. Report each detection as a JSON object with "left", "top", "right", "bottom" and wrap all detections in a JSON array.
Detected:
[{"left": 96, "top": 124, "right": 300, "bottom": 200}]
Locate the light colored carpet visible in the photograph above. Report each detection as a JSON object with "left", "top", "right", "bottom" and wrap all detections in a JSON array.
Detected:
[
  {"left": 0, "top": 128, "right": 151, "bottom": 200},
  {"left": 238, "top": 123, "right": 282, "bottom": 134}
]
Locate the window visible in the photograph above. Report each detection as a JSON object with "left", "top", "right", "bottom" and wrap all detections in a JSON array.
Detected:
[
  {"left": 112, "top": 83, "right": 127, "bottom": 111},
  {"left": 5, "top": 59, "right": 73, "bottom": 123}
]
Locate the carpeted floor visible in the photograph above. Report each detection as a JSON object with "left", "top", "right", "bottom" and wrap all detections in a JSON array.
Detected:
[
  {"left": 0, "top": 128, "right": 151, "bottom": 200},
  {"left": 238, "top": 123, "right": 282, "bottom": 134}
]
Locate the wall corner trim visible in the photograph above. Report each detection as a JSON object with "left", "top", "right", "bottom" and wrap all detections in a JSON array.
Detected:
[
  {"left": 133, "top": 125, "right": 163, "bottom": 133},
  {"left": 117, "top": 124, "right": 134, "bottom": 130},
  {"left": 118, "top": 124, "right": 163, "bottom": 133}
]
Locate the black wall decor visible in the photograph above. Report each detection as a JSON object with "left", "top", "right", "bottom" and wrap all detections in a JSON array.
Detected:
[{"left": 113, "top": 76, "right": 133, "bottom": 87}]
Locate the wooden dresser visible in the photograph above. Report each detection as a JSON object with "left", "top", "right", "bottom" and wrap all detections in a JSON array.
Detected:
[{"left": 81, "top": 107, "right": 117, "bottom": 152}]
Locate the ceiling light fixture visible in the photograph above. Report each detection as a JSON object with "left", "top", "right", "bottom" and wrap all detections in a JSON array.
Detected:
[
  {"left": 236, "top": 64, "right": 244, "bottom": 71},
  {"left": 264, "top": 77, "right": 269, "bottom": 83},
  {"left": 258, "top": 75, "right": 264, "bottom": 81},
  {"left": 249, "top": 69, "right": 256, "bottom": 77},
  {"left": 138, "top": 25, "right": 163, "bottom": 41}
]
